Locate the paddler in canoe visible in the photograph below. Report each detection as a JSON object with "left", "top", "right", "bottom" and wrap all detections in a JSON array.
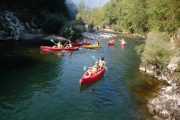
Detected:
[
  {"left": 110, "top": 39, "right": 114, "bottom": 43},
  {"left": 53, "top": 42, "right": 63, "bottom": 48},
  {"left": 87, "top": 62, "right": 99, "bottom": 76},
  {"left": 65, "top": 41, "right": 73, "bottom": 48},
  {"left": 98, "top": 57, "right": 106, "bottom": 68},
  {"left": 87, "top": 57, "right": 106, "bottom": 76},
  {"left": 94, "top": 42, "right": 100, "bottom": 46}
]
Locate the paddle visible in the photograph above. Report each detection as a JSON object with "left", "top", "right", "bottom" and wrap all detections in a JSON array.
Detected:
[
  {"left": 91, "top": 55, "right": 97, "bottom": 61},
  {"left": 62, "top": 36, "right": 72, "bottom": 47},
  {"left": 90, "top": 55, "right": 108, "bottom": 70},
  {"left": 50, "top": 39, "right": 57, "bottom": 45},
  {"left": 83, "top": 66, "right": 87, "bottom": 71},
  {"left": 103, "top": 66, "right": 108, "bottom": 71}
]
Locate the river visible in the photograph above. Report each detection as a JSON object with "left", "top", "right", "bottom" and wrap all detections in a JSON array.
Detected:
[{"left": 0, "top": 38, "right": 164, "bottom": 120}]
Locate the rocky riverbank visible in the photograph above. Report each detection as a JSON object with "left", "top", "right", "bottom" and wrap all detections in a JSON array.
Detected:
[
  {"left": 139, "top": 61, "right": 180, "bottom": 120},
  {"left": 0, "top": 11, "right": 43, "bottom": 40},
  {"left": 138, "top": 29, "right": 180, "bottom": 120}
]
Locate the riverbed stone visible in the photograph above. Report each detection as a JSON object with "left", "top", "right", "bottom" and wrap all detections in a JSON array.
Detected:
[{"left": 139, "top": 59, "right": 180, "bottom": 120}]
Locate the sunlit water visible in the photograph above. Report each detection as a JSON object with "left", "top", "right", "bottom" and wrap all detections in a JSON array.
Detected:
[{"left": 0, "top": 38, "right": 164, "bottom": 120}]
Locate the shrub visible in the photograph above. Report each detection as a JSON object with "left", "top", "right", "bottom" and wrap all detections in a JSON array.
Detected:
[
  {"left": 61, "top": 20, "right": 85, "bottom": 40},
  {"left": 141, "top": 32, "right": 172, "bottom": 68},
  {"left": 135, "top": 43, "right": 145, "bottom": 55}
]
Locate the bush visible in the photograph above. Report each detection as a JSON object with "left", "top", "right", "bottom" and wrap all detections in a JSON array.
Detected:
[
  {"left": 61, "top": 20, "right": 85, "bottom": 40},
  {"left": 135, "top": 43, "right": 145, "bottom": 55},
  {"left": 42, "top": 14, "right": 66, "bottom": 34},
  {"left": 141, "top": 32, "right": 172, "bottom": 68}
]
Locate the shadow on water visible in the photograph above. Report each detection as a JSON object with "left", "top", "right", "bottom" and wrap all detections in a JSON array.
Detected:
[{"left": 0, "top": 40, "right": 64, "bottom": 105}]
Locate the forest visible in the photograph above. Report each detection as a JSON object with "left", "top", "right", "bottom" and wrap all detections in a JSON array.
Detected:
[{"left": 76, "top": 0, "right": 180, "bottom": 35}]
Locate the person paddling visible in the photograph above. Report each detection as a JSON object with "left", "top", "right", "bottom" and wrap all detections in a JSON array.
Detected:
[
  {"left": 53, "top": 42, "right": 62, "bottom": 48},
  {"left": 66, "top": 41, "right": 73, "bottom": 48},
  {"left": 98, "top": 57, "right": 106, "bottom": 68},
  {"left": 56, "top": 42, "right": 62, "bottom": 48},
  {"left": 95, "top": 42, "right": 100, "bottom": 46},
  {"left": 87, "top": 62, "right": 99, "bottom": 76}
]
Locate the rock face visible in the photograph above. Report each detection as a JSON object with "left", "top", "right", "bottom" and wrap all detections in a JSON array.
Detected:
[
  {"left": 0, "top": 11, "right": 25, "bottom": 40},
  {"left": 0, "top": 11, "right": 42, "bottom": 40},
  {"left": 139, "top": 61, "right": 180, "bottom": 120}
]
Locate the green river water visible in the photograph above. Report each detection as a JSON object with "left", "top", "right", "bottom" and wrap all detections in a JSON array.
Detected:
[{"left": 0, "top": 38, "right": 164, "bottom": 120}]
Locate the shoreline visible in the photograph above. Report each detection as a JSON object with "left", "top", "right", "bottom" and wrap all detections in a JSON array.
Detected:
[{"left": 139, "top": 61, "right": 180, "bottom": 120}]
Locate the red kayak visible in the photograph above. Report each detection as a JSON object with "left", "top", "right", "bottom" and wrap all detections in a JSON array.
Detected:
[
  {"left": 71, "top": 42, "right": 82, "bottom": 46},
  {"left": 120, "top": 41, "right": 126, "bottom": 46},
  {"left": 80, "top": 67, "right": 105, "bottom": 85},
  {"left": 63, "top": 47, "right": 79, "bottom": 51},
  {"left": 40, "top": 46, "right": 63, "bottom": 51},
  {"left": 71, "top": 42, "right": 90, "bottom": 46},
  {"left": 107, "top": 42, "right": 115, "bottom": 46},
  {"left": 40, "top": 46, "right": 79, "bottom": 51}
]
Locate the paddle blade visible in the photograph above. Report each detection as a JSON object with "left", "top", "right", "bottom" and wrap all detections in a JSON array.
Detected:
[
  {"left": 83, "top": 66, "right": 87, "bottom": 71},
  {"left": 50, "top": 39, "right": 56, "bottom": 44},
  {"left": 50, "top": 39, "right": 54, "bottom": 42},
  {"left": 69, "top": 36, "right": 72, "bottom": 40},
  {"left": 91, "top": 55, "right": 97, "bottom": 61},
  {"left": 103, "top": 66, "right": 108, "bottom": 71}
]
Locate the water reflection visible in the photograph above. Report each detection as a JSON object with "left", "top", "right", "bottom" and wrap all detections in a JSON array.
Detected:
[{"left": 40, "top": 49, "right": 63, "bottom": 57}]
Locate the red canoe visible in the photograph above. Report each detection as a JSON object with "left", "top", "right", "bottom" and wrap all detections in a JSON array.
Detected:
[
  {"left": 80, "top": 67, "right": 105, "bottom": 85},
  {"left": 107, "top": 42, "right": 115, "bottom": 46},
  {"left": 40, "top": 46, "right": 79, "bottom": 51},
  {"left": 40, "top": 46, "right": 63, "bottom": 51},
  {"left": 71, "top": 42, "right": 90, "bottom": 46},
  {"left": 71, "top": 42, "right": 82, "bottom": 46},
  {"left": 120, "top": 42, "right": 126, "bottom": 46}
]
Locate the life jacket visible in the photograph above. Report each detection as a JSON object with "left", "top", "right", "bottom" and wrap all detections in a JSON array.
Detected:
[
  {"left": 69, "top": 43, "right": 73, "bottom": 48},
  {"left": 99, "top": 60, "right": 105, "bottom": 67},
  {"left": 91, "top": 65, "right": 98, "bottom": 73},
  {"left": 57, "top": 43, "right": 62, "bottom": 48}
]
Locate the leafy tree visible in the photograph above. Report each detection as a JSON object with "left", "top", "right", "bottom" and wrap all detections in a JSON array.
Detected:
[
  {"left": 146, "top": 0, "right": 180, "bottom": 34},
  {"left": 61, "top": 21, "right": 85, "bottom": 41},
  {"left": 141, "top": 32, "right": 172, "bottom": 67}
]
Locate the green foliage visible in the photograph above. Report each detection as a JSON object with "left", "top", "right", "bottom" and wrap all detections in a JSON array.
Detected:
[
  {"left": 61, "top": 20, "right": 85, "bottom": 40},
  {"left": 146, "top": 0, "right": 180, "bottom": 34},
  {"left": 141, "top": 32, "right": 172, "bottom": 67},
  {"left": 76, "top": 0, "right": 180, "bottom": 35},
  {"left": 42, "top": 14, "right": 66, "bottom": 34},
  {"left": 135, "top": 43, "right": 145, "bottom": 55}
]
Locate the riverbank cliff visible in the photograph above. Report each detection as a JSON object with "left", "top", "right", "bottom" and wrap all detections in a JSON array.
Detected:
[{"left": 139, "top": 30, "right": 180, "bottom": 120}]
